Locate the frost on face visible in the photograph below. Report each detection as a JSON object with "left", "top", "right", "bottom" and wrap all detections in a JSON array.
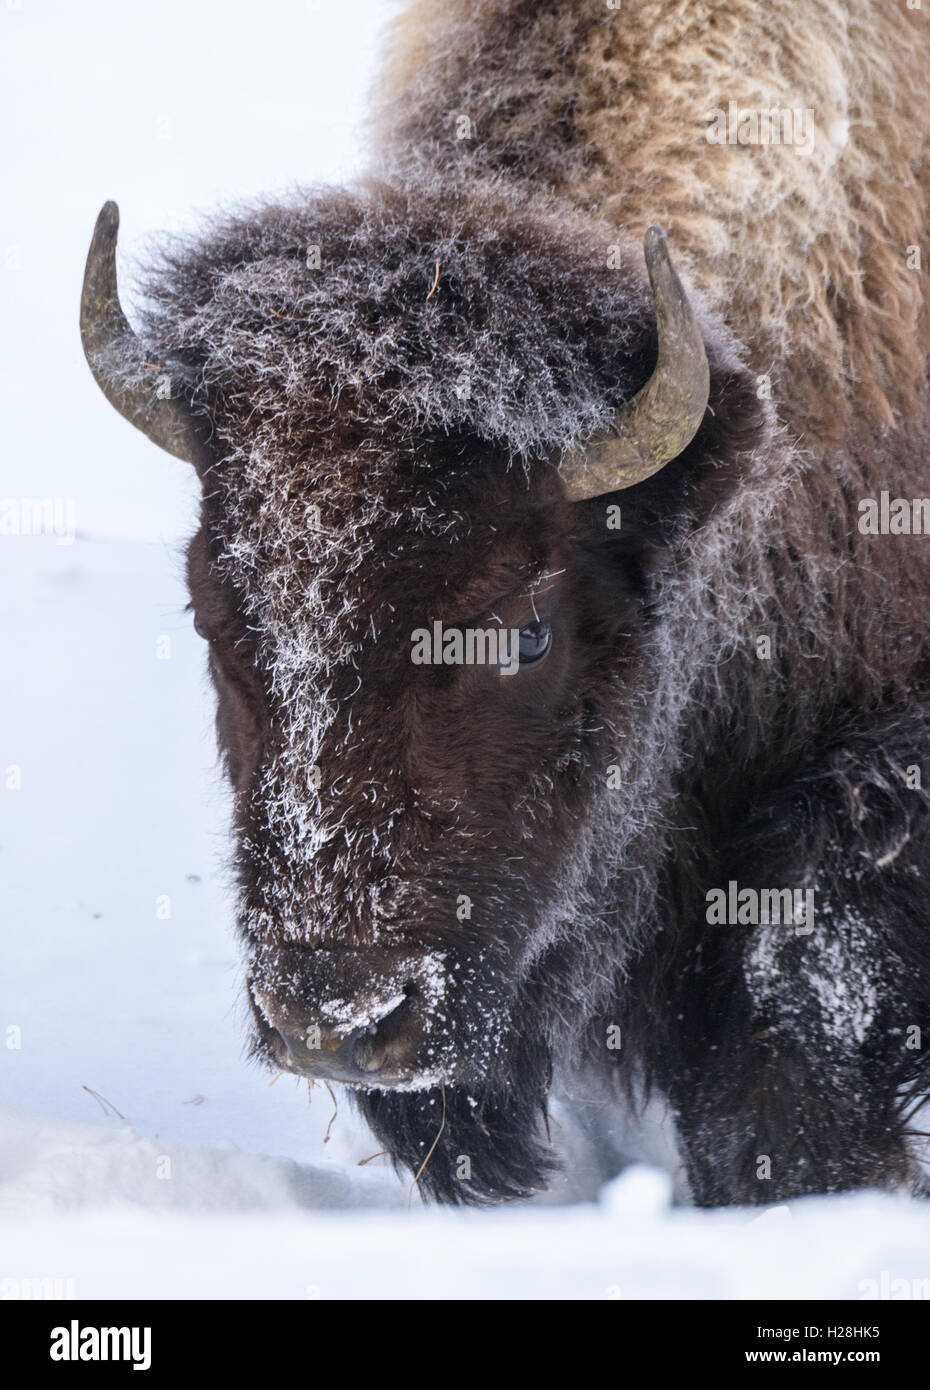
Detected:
[
  {"left": 252, "top": 948, "right": 447, "bottom": 1034},
  {"left": 217, "top": 436, "right": 414, "bottom": 944},
  {"left": 317, "top": 990, "right": 408, "bottom": 1036}
]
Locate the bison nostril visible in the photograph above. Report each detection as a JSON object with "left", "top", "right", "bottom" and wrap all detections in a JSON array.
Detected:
[{"left": 352, "top": 989, "right": 417, "bottom": 1073}]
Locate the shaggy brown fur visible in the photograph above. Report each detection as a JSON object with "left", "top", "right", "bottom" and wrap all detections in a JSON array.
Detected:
[
  {"left": 89, "top": 0, "right": 930, "bottom": 1203},
  {"left": 379, "top": 0, "right": 930, "bottom": 436}
]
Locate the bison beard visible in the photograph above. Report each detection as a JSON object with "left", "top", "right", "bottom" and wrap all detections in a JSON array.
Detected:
[{"left": 80, "top": 0, "right": 930, "bottom": 1204}]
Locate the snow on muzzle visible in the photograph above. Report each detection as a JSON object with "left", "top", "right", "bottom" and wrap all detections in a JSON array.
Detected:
[{"left": 248, "top": 943, "right": 450, "bottom": 1089}]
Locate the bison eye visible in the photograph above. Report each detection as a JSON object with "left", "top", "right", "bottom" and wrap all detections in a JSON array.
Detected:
[
  {"left": 518, "top": 620, "right": 551, "bottom": 666},
  {"left": 193, "top": 616, "right": 208, "bottom": 640}
]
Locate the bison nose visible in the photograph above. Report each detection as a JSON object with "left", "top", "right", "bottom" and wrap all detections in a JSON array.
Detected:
[
  {"left": 273, "top": 990, "right": 418, "bottom": 1085},
  {"left": 276, "top": 1021, "right": 375, "bottom": 1076}
]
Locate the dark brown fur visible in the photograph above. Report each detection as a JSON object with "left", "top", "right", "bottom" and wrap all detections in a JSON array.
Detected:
[{"left": 98, "top": 3, "right": 930, "bottom": 1202}]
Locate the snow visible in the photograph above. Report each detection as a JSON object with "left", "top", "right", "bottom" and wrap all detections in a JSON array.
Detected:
[
  {"left": 4, "top": 1097, "right": 930, "bottom": 1299},
  {"left": 3, "top": 0, "right": 930, "bottom": 1301}
]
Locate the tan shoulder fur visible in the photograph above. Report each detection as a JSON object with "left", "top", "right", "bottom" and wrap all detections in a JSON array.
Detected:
[{"left": 376, "top": 0, "right": 930, "bottom": 437}]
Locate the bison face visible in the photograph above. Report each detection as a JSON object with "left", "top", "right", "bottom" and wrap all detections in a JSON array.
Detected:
[
  {"left": 81, "top": 181, "right": 767, "bottom": 1197},
  {"left": 186, "top": 450, "right": 638, "bottom": 1097}
]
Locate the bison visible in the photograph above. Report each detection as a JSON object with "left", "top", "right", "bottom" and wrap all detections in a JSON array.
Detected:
[{"left": 80, "top": 0, "right": 930, "bottom": 1204}]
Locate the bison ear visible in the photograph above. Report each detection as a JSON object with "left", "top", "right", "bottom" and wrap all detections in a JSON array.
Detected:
[{"left": 80, "top": 201, "right": 210, "bottom": 470}]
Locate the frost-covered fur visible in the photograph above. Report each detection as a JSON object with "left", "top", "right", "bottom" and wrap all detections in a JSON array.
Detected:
[
  {"left": 113, "top": 0, "right": 930, "bottom": 1202},
  {"left": 378, "top": 0, "right": 930, "bottom": 435}
]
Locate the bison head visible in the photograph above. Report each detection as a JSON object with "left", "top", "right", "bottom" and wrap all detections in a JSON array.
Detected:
[{"left": 81, "top": 178, "right": 767, "bottom": 1199}]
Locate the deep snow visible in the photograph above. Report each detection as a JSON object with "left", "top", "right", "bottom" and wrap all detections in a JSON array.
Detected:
[{"left": 2, "top": 0, "right": 930, "bottom": 1301}]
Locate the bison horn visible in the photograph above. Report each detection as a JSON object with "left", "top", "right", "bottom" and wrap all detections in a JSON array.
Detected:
[
  {"left": 80, "top": 201, "right": 205, "bottom": 467},
  {"left": 559, "top": 225, "right": 710, "bottom": 500}
]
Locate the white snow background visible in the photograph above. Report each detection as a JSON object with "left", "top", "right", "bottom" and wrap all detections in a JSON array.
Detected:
[{"left": 2, "top": 0, "right": 930, "bottom": 1300}]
